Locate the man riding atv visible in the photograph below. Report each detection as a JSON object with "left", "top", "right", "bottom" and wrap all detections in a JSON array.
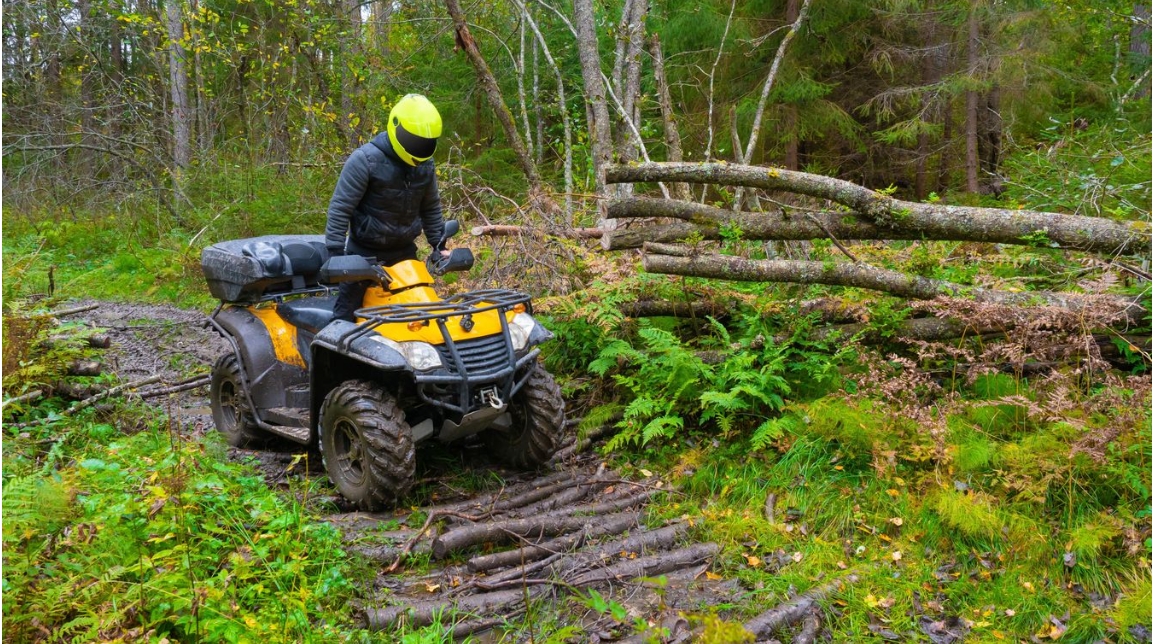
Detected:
[
  {"left": 201, "top": 94, "right": 566, "bottom": 511},
  {"left": 326, "top": 93, "right": 449, "bottom": 322}
]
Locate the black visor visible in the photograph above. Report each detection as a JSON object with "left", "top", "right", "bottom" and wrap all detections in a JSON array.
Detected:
[{"left": 395, "top": 122, "right": 438, "bottom": 159}]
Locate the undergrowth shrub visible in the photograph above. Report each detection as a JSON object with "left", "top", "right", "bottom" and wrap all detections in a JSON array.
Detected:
[{"left": 3, "top": 421, "right": 357, "bottom": 643}]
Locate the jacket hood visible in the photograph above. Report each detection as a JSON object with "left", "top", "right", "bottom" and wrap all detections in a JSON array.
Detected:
[{"left": 371, "top": 132, "right": 402, "bottom": 163}]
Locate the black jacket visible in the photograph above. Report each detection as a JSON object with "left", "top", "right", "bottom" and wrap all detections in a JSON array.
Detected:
[{"left": 325, "top": 133, "right": 444, "bottom": 254}]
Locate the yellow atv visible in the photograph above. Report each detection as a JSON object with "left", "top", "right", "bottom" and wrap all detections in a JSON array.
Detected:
[{"left": 201, "top": 222, "right": 565, "bottom": 510}]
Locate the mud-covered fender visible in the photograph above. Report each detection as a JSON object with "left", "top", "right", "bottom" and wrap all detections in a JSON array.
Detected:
[
  {"left": 309, "top": 320, "right": 413, "bottom": 436},
  {"left": 211, "top": 307, "right": 308, "bottom": 410}
]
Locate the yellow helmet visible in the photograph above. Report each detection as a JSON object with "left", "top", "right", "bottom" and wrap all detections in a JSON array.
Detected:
[{"left": 387, "top": 94, "right": 442, "bottom": 166}]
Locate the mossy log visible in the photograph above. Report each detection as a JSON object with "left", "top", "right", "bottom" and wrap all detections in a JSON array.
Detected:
[{"left": 604, "top": 164, "right": 1149, "bottom": 256}]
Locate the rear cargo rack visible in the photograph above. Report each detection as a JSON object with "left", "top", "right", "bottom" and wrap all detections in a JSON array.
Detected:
[{"left": 338, "top": 289, "right": 536, "bottom": 415}]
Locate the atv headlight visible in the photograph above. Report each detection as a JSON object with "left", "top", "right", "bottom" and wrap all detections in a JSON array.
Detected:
[
  {"left": 371, "top": 336, "right": 443, "bottom": 371},
  {"left": 509, "top": 312, "right": 537, "bottom": 351}
]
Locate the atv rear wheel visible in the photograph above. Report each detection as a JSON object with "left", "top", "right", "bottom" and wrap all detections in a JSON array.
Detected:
[
  {"left": 210, "top": 354, "right": 262, "bottom": 447},
  {"left": 483, "top": 362, "right": 565, "bottom": 468},
  {"left": 319, "top": 381, "right": 415, "bottom": 511}
]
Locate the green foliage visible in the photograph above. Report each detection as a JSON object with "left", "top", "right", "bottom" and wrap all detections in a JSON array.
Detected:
[{"left": 3, "top": 338, "right": 369, "bottom": 642}]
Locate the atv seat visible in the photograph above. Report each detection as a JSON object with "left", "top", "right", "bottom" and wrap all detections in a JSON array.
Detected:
[{"left": 277, "top": 296, "right": 338, "bottom": 334}]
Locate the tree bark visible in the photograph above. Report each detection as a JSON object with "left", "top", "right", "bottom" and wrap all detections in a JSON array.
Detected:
[
  {"left": 783, "top": 0, "right": 802, "bottom": 171},
  {"left": 739, "top": 0, "right": 812, "bottom": 168},
  {"left": 641, "top": 248, "right": 1143, "bottom": 314},
  {"left": 431, "top": 511, "right": 641, "bottom": 560},
  {"left": 603, "top": 165, "right": 1150, "bottom": 256},
  {"left": 603, "top": 196, "right": 1148, "bottom": 255},
  {"left": 566, "top": 542, "right": 719, "bottom": 587},
  {"left": 444, "top": 0, "right": 553, "bottom": 211},
  {"left": 515, "top": 0, "right": 574, "bottom": 220},
  {"left": 164, "top": 0, "right": 191, "bottom": 180},
  {"left": 471, "top": 225, "right": 602, "bottom": 239},
  {"left": 617, "top": 0, "right": 648, "bottom": 168},
  {"left": 964, "top": 4, "right": 980, "bottom": 193},
  {"left": 372, "top": 0, "right": 392, "bottom": 54},
  {"left": 648, "top": 34, "right": 687, "bottom": 199},
  {"left": 1130, "top": 3, "right": 1151, "bottom": 97},
  {"left": 573, "top": 0, "right": 615, "bottom": 226},
  {"left": 743, "top": 573, "right": 859, "bottom": 638}
]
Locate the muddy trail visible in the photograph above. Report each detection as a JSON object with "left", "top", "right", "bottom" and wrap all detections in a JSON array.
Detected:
[{"left": 64, "top": 300, "right": 808, "bottom": 642}]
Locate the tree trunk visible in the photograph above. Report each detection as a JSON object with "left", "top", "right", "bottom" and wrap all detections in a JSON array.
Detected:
[
  {"left": 649, "top": 34, "right": 691, "bottom": 200},
  {"left": 573, "top": 0, "right": 615, "bottom": 226},
  {"left": 165, "top": 0, "right": 191, "bottom": 185},
  {"left": 915, "top": 5, "right": 940, "bottom": 200},
  {"left": 964, "top": 4, "right": 980, "bottom": 193},
  {"left": 515, "top": 0, "right": 574, "bottom": 220},
  {"left": 641, "top": 247, "right": 1141, "bottom": 315},
  {"left": 604, "top": 164, "right": 1150, "bottom": 256},
  {"left": 340, "top": 0, "right": 362, "bottom": 148},
  {"left": 444, "top": 0, "right": 554, "bottom": 212},
  {"left": 980, "top": 83, "right": 1002, "bottom": 194},
  {"left": 372, "top": 0, "right": 392, "bottom": 55},
  {"left": 734, "top": 0, "right": 812, "bottom": 209},
  {"left": 783, "top": 0, "right": 801, "bottom": 171},
  {"left": 617, "top": 0, "right": 648, "bottom": 168},
  {"left": 1131, "top": 3, "right": 1151, "bottom": 97}
]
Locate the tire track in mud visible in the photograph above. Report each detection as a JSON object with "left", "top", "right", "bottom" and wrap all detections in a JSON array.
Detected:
[{"left": 72, "top": 300, "right": 743, "bottom": 641}]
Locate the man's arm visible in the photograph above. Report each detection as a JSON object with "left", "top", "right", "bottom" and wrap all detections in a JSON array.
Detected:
[
  {"left": 420, "top": 168, "right": 446, "bottom": 251},
  {"left": 325, "top": 149, "right": 371, "bottom": 254}
]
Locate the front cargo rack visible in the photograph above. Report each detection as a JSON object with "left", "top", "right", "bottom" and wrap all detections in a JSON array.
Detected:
[{"left": 338, "top": 289, "right": 536, "bottom": 415}]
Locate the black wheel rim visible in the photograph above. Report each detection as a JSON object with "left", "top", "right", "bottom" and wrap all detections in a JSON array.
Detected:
[
  {"left": 219, "top": 379, "right": 239, "bottom": 429},
  {"left": 331, "top": 417, "right": 366, "bottom": 486}
]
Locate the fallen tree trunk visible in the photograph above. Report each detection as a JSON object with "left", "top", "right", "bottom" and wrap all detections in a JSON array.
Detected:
[
  {"left": 604, "top": 196, "right": 1144, "bottom": 252},
  {"left": 466, "top": 512, "right": 639, "bottom": 573},
  {"left": 619, "top": 300, "right": 729, "bottom": 319},
  {"left": 566, "top": 541, "right": 719, "bottom": 586},
  {"left": 431, "top": 511, "right": 641, "bottom": 560},
  {"left": 642, "top": 246, "right": 1143, "bottom": 318},
  {"left": 471, "top": 225, "right": 603, "bottom": 239},
  {"left": 605, "top": 164, "right": 1150, "bottom": 256},
  {"left": 743, "top": 572, "right": 860, "bottom": 638},
  {"left": 365, "top": 586, "right": 549, "bottom": 631}
]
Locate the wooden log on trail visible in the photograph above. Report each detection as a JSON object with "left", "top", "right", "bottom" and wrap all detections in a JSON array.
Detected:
[
  {"left": 466, "top": 511, "right": 640, "bottom": 573},
  {"left": 364, "top": 586, "right": 549, "bottom": 631},
  {"left": 792, "top": 608, "right": 823, "bottom": 644},
  {"left": 47, "top": 333, "right": 112, "bottom": 349},
  {"left": 510, "top": 476, "right": 610, "bottom": 517},
  {"left": 9, "top": 375, "right": 163, "bottom": 430},
  {"left": 548, "top": 522, "right": 690, "bottom": 578},
  {"left": 138, "top": 376, "right": 211, "bottom": 399},
  {"left": 26, "top": 303, "right": 100, "bottom": 319},
  {"left": 542, "top": 487, "right": 665, "bottom": 519},
  {"left": 605, "top": 163, "right": 1150, "bottom": 257},
  {"left": 2, "top": 389, "right": 44, "bottom": 409},
  {"left": 429, "top": 470, "right": 576, "bottom": 517},
  {"left": 67, "top": 360, "right": 103, "bottom": 376},
  {"left": 641, "top": 246, "right": 1144, "bottom": 318},
  {"left": 743, "top": 573, "right": 860, "bottom": 638},
  {"left": 566, "top": 542, "right": 719, "bottom": 587},
  {"left": 471, "top": 225, "right": 603, "bottom": 239},
  {"left": 430, "top": 511, "right": 641, "bottom": 560}
]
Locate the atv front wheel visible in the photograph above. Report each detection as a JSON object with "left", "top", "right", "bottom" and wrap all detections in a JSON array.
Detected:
[
  {"left": 318, "top": 381, "right": 415, "bottom": 511},
  {"left": 210, "top": 353, "right": 262, "bottom": 447},
  {"left": 484, "top": 362, "right": 565, "bottom": 468}
]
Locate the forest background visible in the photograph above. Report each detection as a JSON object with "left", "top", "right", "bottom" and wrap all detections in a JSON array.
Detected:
[{"left": 2, "top": 0, "right": 1152, "bottom": 642}]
